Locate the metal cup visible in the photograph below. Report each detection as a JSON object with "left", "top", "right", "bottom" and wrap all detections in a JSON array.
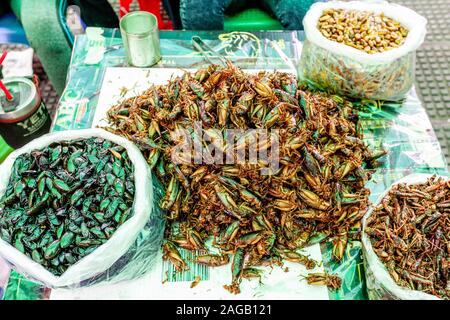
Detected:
[{"left": 120, "top": 11, "right": 161, "bottom": 67}]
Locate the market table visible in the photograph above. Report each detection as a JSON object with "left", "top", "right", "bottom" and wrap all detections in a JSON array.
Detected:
[{"left": 0, "top": 28, "right": 448, "bottom": 300}]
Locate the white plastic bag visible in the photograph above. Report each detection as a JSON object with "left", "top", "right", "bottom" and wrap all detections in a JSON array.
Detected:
[
  {"left": 299, "top": 1, "right": 427, "bottom": 101},
  {"left": 0, "top": 128, "right": 165, "bottom": 288},
  {"left": 361, "top": 173, "right": 446, "bottom": 300}
]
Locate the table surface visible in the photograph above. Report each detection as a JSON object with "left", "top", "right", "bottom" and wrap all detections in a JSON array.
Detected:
[{"left": 1, "top": 28, "right": 449, "bottom": 300}]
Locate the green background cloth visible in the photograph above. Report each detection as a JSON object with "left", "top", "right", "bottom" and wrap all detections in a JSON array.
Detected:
[{"left": 180, "top": 0, "right": 318, "bottom": 30}]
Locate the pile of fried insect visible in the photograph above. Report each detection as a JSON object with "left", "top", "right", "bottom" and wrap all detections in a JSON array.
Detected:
[{"left": 106, "top": 61, "right": 385, "bottom": 294}]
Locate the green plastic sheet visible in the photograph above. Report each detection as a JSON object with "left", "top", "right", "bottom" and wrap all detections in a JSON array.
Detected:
[{"left": 1, "top": 28, "right": 448, "bottom": 300}]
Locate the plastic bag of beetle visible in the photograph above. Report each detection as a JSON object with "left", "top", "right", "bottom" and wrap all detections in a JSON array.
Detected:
[
  {"left": 362, "top": 173, "right": 448, "bottom": 300},
  {"left": 0, "top": 128, "right": 165, "bottom": 288},
  {"left": 299, "top": 1, "right": 427, "bottom": 101}
]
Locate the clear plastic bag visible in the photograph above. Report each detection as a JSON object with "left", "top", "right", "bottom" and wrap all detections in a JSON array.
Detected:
[
  {"left": 0, "top": 129, "right": 165, "bottom": 288},
  {"left": 361, "top": 173, "right": 446, "bottom": 300},
  {"left": 299, "top": 1, "right": 427, "bottom": 101}
]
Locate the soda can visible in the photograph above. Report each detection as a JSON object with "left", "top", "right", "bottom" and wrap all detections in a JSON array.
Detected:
[{"left": 0, "top": 77, "right": 51, "bottom": 149}]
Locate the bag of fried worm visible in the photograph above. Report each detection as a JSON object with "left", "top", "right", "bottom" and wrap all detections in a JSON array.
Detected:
[
  {"left": 0, "top": 128, "right": 165, "bottom": 288},
  {"left": 298, "top": 1, "right": 426, "bottom": 101},
  {"left": 361, "top": 173, "right": 448, "bottom": 300}
]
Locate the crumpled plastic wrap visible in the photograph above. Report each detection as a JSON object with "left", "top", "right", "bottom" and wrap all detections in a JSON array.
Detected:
[
  {"left": 361, "top": 173, "right": 447, "bottom": 300},
  {"left": 0, "top": 129, "right": 165, "bottom": 289},
  {"left": 299, "top": 39, "right": 416, "bottom": 101},
  {"left": 299, "top": 1, "right": 427, "bottom": 101}
]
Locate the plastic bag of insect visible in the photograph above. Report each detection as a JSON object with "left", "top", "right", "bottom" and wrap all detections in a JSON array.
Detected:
[
  {"left": 298, "top": 1, "right": 427, "bottom": 101},
  {"left": 362, "top": 173, "right": 449, "bottom": 300},
  {"left": 0, "top": 128, "right": 165, "bottom": 288}
]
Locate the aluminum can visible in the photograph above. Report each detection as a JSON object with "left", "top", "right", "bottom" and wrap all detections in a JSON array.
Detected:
[{"left": 0, "top": 77, "right": 51, "bottom": 149}]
